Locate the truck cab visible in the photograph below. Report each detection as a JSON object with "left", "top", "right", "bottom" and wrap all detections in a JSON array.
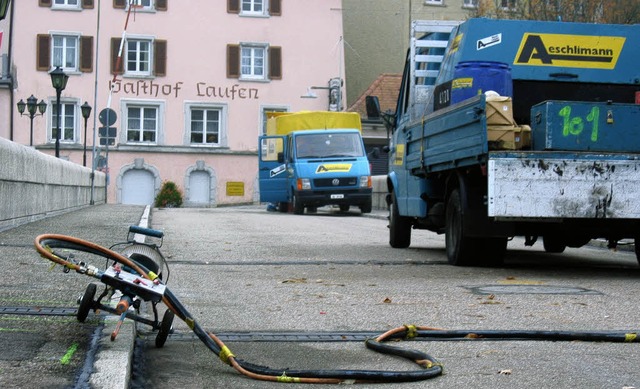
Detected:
[{"left": 258, "top": 111, "right": 373, "bottom": 214}]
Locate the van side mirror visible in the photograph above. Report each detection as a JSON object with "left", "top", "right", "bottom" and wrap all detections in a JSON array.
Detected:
[{"left": 277, "top": 152, "right": 284, "bottom": 163}]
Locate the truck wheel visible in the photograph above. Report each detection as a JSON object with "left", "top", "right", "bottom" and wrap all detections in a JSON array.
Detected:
[
  {"left": 360, "top": 199, "right": 372, "bottom": 214},
  {"left": 278, "top": 202, "right": 289, "bottom": 213},
  {"left": 389, "top": 192, "right": 411, "bottom": 248},
  {"left": 292, "top": 194, "right": 304, "bottom": 215},
  {"left": 445, "top": 189, "right": 476, "bottom": 266},
  {"left": 543, "top": 236, "right": 566, "bottom": 253}
]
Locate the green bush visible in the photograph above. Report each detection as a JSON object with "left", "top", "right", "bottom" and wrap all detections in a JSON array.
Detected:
[{"left": 155, "top": 181, "right": 183, "bottom": 208}]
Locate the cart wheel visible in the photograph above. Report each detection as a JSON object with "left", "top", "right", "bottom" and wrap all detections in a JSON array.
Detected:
[
  {"left": 155, "top": 309, "right": 175, "bottom": 348},
  {"left": 77, "top": 283, "right": 97, "bottom": 323}
]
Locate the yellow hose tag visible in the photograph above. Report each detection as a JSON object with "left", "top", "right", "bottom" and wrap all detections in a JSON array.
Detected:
[
  {"left": 185, "top": 317, "right": 195, "bottom": 330},
  {"left": 219, "top": 346, "right": 235, "bottom": 365},
  {"left": 277, "top": 372, "right": 300, "bottom": 383},
  {"left": 405, "top": 324, "right": 418, "bottom": 339},
  {"left": 625, "top": 333, "right": 637, "bottom": 342},
  {"left": 147, "top": 271, "right": 158, "bottom": 281}
]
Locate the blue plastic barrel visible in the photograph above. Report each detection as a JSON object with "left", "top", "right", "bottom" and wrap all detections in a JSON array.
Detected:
[{"left": 450, "top": 61, "right": 513, "bottom": 104}]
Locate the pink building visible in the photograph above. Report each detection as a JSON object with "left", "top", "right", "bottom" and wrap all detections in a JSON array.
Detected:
[{"left": 0, "top": 0, "right": 345, "bottom": 206}]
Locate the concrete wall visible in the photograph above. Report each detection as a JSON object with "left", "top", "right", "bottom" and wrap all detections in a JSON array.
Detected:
[
  {"left": 0, "top": 137, "right": 106, "bottom": 231},
  {"left": 372, "top": 175, "right": 388, "bottom": 211}
]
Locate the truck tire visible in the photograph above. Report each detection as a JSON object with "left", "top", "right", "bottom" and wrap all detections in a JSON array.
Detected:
[
  {"left": 445, "top": 189, "right": 476, "bottom": 266},
  {"left": 389, "top": 192, "right": 411, "bottom": 248},
  {"left": 543, "top": 236, "right": 566, "bottom": 253},
  {"left": 292, "top": 193, "right": 304, "bottom": 215}
]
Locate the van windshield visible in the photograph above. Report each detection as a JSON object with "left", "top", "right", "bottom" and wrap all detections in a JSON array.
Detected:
[{"left": 295, "top": 133, "right": 364, "bottom": 159}]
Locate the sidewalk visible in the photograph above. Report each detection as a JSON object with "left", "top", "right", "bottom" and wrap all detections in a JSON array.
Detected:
[{"left": 0, "top": 204, "right": 148, "bottom": 389}]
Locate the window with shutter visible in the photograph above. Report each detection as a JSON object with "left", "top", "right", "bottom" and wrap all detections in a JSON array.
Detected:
[
  {"left": 36, "top": 34, "right": 51, "bottom": 71},
  {"left": 82, "top": 0, "right": 95, "bottom": 8},
  {"left": 227, "top": 44, "right": 240, "bottom": 79},
  {"left": 52, "top": 0, "right": 82, "bottom": 9},
  {"left": 154, "top": 40, "right": 167, "bottom": 77},
  {"left": 227, "top": 0, "right": 240, "bottom": 13},
  {"left": 80, "top": 36, "right": 93, "bottom": 73},
  {"left": 113, "top": 0, "right": 126, "bottom": 9},
  {"left": 270, "top": 0, "right": 281, "bottom": 16},
  {"left": 269, "top": 46, "right": 282, "bottom": 80},
  {"left": 156, "top": 0, "right": 168, "bottom": 11},
  {"left": 39, "top": 0, "right": 52, "bottom": 7},
  {"left": 111, "top": 38, "right": 124, "bottom": 75}
]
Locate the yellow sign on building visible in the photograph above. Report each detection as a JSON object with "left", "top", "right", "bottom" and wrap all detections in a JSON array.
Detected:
[{"left": 226, "top": 182, "right": 245, "bottom": 196}]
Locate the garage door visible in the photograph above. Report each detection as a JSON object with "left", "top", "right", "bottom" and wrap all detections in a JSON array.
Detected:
[
  {"left": 189, "top": 171, "right": 210, "bottom": 204},
  {"left": 121, "top": 169, "right": 155, "bottom": 205}
]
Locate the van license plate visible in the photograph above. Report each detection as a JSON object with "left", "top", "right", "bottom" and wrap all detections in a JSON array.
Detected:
[{"left": 331, "top": 194, "right": 344, "bottom": 199}]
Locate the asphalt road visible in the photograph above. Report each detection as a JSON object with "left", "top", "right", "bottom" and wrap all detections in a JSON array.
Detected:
[
  {"left": 1, "top": 204, "right": 640, "bottom": 388},
  {"left": 133, "top": 206, "right": 640, "bottom": 389}
]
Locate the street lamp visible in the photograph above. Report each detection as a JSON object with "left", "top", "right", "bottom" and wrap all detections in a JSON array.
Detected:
[
  {"left": 49, "top": 66, "right": 69, "bottom": 158},
  {"left": 81, "top": 101, "right": 92, "bottom": 167},
  {"left": 0, "top": 0, "right": 11, "bottom": 21},
  {"left": 16, "top": 95, "right": 47, "bottom": 147}
]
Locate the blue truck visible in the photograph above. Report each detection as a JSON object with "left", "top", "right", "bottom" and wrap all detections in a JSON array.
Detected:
[
  {"left": 258, "top": 111, "right": 373, "bottom": 215},
  {"left": 373, "top": 18, "right": 640, "bottom": 266}
]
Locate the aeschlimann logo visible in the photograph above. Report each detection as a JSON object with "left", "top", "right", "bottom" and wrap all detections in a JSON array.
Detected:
[{"left": 514, "top": 33, "right": 625, "bottom": 69}]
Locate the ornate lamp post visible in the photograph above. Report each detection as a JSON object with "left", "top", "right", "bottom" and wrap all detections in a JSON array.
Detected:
[
  {"left": 16, "top": 95, "right": 47, "bottom": 147},
  {"left": 81, "top": 102, "right": 92, "bottom": 167},
  {"left": 49, "top": 66, "right": 69, "bottom": 158}
]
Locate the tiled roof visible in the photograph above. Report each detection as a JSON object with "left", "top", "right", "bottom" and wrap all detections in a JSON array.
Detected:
[{"left": 348, "top": 73, "right": 402, "bottom": 119}]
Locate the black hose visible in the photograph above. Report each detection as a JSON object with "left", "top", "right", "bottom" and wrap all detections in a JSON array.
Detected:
[
  {"left": 233, "top": 357, "right": 442, "bottom": 383},
  {"left": 411, "top": 329, "right": 639, "bottom": 343}
]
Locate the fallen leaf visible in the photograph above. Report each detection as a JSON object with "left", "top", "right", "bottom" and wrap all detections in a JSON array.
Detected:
[
  {"left": 383, "top": 297, "right": 392, "bottom": 304},
  {"left": 281, "top": 278, "right": 307, "bottom": 284}
]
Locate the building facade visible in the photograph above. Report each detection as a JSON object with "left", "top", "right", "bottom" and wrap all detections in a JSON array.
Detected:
[
  {"left": 342, "top": 0, "right": 476, "bottom": 107},
  {"left": 1, "top": 0, "right": 345, "bottom": 206}
]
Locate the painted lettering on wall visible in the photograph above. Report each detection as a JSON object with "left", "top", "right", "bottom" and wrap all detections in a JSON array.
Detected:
[
  {"left": 196, "top": 83, "right": 259, "bottom": 99},
  {"left": 559, "top": 105, "right": 600, "bottom": 142},
  {"left": 109, "top": 80, "right": 259, "bottom": 100}
]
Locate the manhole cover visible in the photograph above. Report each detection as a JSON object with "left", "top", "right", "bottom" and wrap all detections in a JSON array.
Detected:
[{"left": 468, "top": 285, "right": 601, "bottom": 295}]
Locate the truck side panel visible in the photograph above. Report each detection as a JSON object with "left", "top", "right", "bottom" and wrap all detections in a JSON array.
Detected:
[
  {"left": 405, "top": 95, "right": 488, "bottom": 175},
  {"left": 488, "top": 154, "right": 640, "bottom": 218}
]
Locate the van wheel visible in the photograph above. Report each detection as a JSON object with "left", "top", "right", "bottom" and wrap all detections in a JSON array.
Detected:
[
  {"left": 292, "top": 194, "right": 304, "bottom": 215},
  {"left": 389, "top": 192, "right": 411, "bottom": 248},
  {"left": 445, "top": 189, "right": 476, "bottom": 266},
  {"left": 360, "top": 200, "right": 372, "bottom": 214}
]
